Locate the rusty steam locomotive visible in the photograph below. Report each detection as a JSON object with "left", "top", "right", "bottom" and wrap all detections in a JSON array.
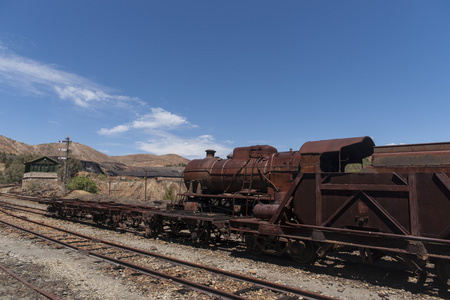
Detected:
[{"left": 47, "top": 136, "right": 450, "bottom": 286}]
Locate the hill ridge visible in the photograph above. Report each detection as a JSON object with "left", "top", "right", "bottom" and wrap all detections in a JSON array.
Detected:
[{"left": 0, "top": 135, "right": 189, "bottom": 167}]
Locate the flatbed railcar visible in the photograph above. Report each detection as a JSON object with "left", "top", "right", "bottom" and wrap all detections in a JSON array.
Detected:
[{"left": 46, "top": 136, "right": 450, "bottom": 287}]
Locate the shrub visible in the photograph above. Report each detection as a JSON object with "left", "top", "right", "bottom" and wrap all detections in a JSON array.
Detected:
[
  {"left": 162, "top": 185, "right": 176, "bottom": 201},
  {"left": 68, "top": 176, "right": 98, "bottom": 194},
  {"left": 96, "top": 174, "right": 108, "bottom": 181}
]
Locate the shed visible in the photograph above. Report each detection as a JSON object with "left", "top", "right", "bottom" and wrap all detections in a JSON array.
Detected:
[
  {"left": 22, "top": 156, "right": 60, "bottom": 192},
  {"left": 24, "top": 156, "right": 59, "bottom": 173}
]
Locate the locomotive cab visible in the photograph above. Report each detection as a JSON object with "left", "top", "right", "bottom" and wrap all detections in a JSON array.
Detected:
[{"left": 298, "top": 136, "right": 375, "bottom": 173}]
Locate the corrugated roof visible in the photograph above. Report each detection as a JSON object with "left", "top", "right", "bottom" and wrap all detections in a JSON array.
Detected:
[{"left": 107, "top": 166, "right": 184, "bottom": 178}]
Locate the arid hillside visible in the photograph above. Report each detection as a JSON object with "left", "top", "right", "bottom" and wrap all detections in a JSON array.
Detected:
[
  {"left": 0, "top": 135, "right": 189, "bottom": 167},
  {"left": 110, "top": 153, "right": 188, "bottom": 167}
]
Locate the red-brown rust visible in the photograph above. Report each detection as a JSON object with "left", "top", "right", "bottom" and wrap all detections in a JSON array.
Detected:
[
  {"left": 0, "top": 263, "right": 60, "bottom": 300},
  {"left": 184, "top": 145, "right": 301, "bottom": 198},
  {"left": 372, "top": 141, "right": 450, "bottom": 172}
]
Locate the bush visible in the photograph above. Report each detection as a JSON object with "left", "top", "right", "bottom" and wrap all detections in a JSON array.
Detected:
[
  {"left": 96, "top": 174, "right": 108, "bottom": 181},
  {"left": 162, "top": 185, "right": 176, "bottom": 201},
  {"left": 68, "top": 176, "right": 98, "bottom": 194}
]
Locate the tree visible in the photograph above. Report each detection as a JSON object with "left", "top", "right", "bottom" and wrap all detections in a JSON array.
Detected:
[
  {"left": 58, "top": 158, "right": 82, "bottom": 181},
  {"left": 0, "top": 152, "right": 6, "bottom": 163},
  {"left": 162, "top": 185, "right": 176, "bottom": 201},
  {"left": 0, "top": 154, "right": 38, "bottom": 184},
  {"left": 2, "top": 161, "right": 25, "bottom": 183},
  {"left": 68, "top": 176, "right": 98, "bottom": 194}
]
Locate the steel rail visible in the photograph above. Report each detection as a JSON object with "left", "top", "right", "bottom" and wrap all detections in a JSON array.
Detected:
[
  {"left": 0, "top": 192, "right": 47, "bottom": 202},
  {"left": 0, "top": 218, "right": 248, "bottom": 300},
  {"left": 0, "top": 209, "right": 335, "bottom": 300},
  {"left": 0, "top": 200, "right": 47, "bottom": 213},
  {"left": 0, "top": 263, "right": 60, "bottom": 300}
]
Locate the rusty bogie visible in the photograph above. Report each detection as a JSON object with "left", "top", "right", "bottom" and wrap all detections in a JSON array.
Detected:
[
  {"left": 244, "top": 234, "right": 265, "bottom": 255},
  {"left": 188, "top": 220, "right": 211, "bottom": 244},
  {"left": 143, "top": 215, "right": 163, "bottom": 237},
  {"left": 287, "top": 239, "right": 318, "bottom": 264},
  {"left": 436, "top": 259, "right": 450, "bottom": 287}
]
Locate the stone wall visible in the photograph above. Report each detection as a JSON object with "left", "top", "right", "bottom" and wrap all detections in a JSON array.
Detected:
[{"left": 22, "top": 172, "right": 59, "bottom": 193}]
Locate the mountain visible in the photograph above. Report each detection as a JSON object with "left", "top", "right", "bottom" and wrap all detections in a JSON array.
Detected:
[
  {"left": 0, "top": 135, "right": 33, "bottom": 155},
  {"left": 0, "top": 135, "right": 189, "bottom": 167}
]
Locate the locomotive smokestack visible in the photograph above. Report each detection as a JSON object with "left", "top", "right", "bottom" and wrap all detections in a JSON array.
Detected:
[{"left": 205, "top": 149, "right": 216, "bottom": 158}]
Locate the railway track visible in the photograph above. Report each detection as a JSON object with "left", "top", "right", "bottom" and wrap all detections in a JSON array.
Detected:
[
  {"left": 0, "top": 191, "right": 49, "bottom": 203},
  {"left": 0, "top": 207, "right": 334, "bottom": 300},
  {"left": 0, "top": 200, "right": 47, "bottom": 213},
  {"left": 0, "top": 263, "right": 59, "bottom": 300},
  {"left": 2, "top": 192, "right": 448, "bottom": 299}
]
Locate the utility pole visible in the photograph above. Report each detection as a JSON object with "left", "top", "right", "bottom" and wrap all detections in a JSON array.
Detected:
[
  {"left": 144, "top": 170, "right": 148, "bottom": 201},
  {"left": 59, "top": 135, "right": 72, "bottom": 193}
]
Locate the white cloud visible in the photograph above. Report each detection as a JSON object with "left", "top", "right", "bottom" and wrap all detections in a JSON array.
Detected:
[
  {"left": 98, "top": 124, "right": 131, "bottom": 135},
  {"left": 137, "top": 134, "right": 232, "bottom": 159},
  {"left": 0, "top": 47, "right": 138, "bottom": 107},
  {"left": 98, "top": 107, "right": 195, "bottom": 135},
  {"left": 0, "top": 41, "right": 232, "bottom": 158},
  {"left": 99, "top": 108, "right": 231, "bottom": 158},
  {"left": 385, "top": 143, "right": 406, "bottom": 146},
  {"left": 132, "top": 107, "right": 195, "bottom": 130}
]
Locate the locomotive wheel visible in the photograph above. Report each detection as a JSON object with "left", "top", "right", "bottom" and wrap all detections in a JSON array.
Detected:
[
  {"left": 169, "top": 220, "right": 183, "bottom": 235},
  {"left": 212, "top": 228, "right": 224, "bottom": 242},
  {"left": 151, "top": 221, "right": 163, "bottom": 237},
  {"left": 145, "top": 217, "right": 163, "bottom": 237},
  {"left": 288, "top": 240, "right": 317, "bottom": 264},
  {"left": 93, "top": 213, "right": 107, "bottom": 225},
  {"left": 110, "top": 214, "right": 120, "bottom": 228},
  {"left": 190, "top": 221, "right": 211, "bottom": 244},
  {"left": 129, "top": 216, "right": 142, "bottom": 228},
  {"left": 56, "top": 209, "right": 66, "bottom": 218},
  {"left": 436, "top": 259, "right": 450, "bottom": 288},
  {"left": 244, "top": 234, "right": 265, "bottom": 255},
  {"left": 187, "top": 221, "right": 197, "bottom": 234}
]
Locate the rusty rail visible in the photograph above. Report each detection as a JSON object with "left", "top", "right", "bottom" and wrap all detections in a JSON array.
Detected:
[
  {"left": 0, "top": 217, "right": 246, "bottom": 300},
  {"left": 0, "top": 210, "right": 335, "bottom": 300},
  {"left": 0, "top": 263, "right": 60, "bottom": 300}
]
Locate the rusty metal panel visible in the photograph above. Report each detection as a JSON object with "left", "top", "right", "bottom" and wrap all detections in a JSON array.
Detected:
[
  {"left": 291, "top": 172, "right": 450, "bottom": 239},
  {"left": 375, "top": 142, "right": 450, "bottom": 153},
  {"left": 373, "top": 151, "right": 450, "bottom": 167},
  {"left": 232, "top": 145, "right": 277, "bottom": 160},
  {"left": 373, "top": 142, "right": 450, "bottom": 168},
  {"left": 299, "top": 136, "right": 374, "bottom": 156}
]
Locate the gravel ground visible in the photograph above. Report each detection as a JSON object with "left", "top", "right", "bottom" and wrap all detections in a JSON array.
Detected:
[{"left": 0, "top": 195, "right": 448, "bottom": 300}]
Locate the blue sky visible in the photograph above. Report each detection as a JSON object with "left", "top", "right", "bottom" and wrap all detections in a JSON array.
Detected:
[{"left": 0, "top": 1, "right": 449, "bottom": 159}]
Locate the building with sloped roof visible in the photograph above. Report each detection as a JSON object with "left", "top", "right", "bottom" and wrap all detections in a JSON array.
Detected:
[{"left": 22, "top": 156, "right": 60, "bottom": 191}]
